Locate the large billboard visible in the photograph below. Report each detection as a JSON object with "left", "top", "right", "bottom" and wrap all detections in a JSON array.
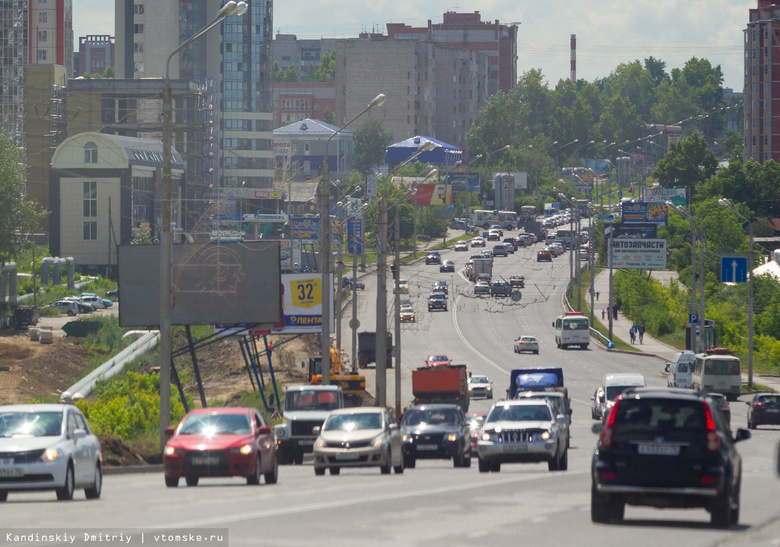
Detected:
[
  {"left": 411, "top": 184, "right": 452, "bottom": 206},
  {"left": 292, "top": 217, "right": 319, "bottom": 241},
  {"left": 621, "top": 202, "right": 669, "bottom": 225},
  {"left": 611, "top": 239, "right": 668, "bottom": 269},
  {"left": 643, "top": 186, "right": 686, "bottom": 207},
  {"left": 118, "top": 241, "right": 283, "bottom": 327}
]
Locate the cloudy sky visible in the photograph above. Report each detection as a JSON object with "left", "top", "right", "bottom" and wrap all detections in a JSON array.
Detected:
[{"left": 74, "top": 0, "right": 751, "bottom": 90}]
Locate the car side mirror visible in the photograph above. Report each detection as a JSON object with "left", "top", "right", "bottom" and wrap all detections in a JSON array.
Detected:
[
  {"left": 556, "top": 415, "right": 566, "bottom": 423},
  {"left": 73, "top": 428, "right": 87, "bottom": 439},
  {"left": 312, "top": 426, "right": 321, "bottom": 436},
  {"left": 258, "top": 425, "right": 272, "bottom": 436},
  {"left": 734, "top": 429, "right": 751, "bottom": 443},
  {"left": 590, "top": 396, "right": 595, "bottom": 401},
  {"left": 551, "top": 322, "right": 555, "bottom": 328},
  {"left": 164, "top": 426, "right": 175, "bottom": 436},
  {"left": 592, "top": 423, "right": 604, "bottom": 434},
  {"left": 568, "top": 409, "right": 573, "bottom": 415}
]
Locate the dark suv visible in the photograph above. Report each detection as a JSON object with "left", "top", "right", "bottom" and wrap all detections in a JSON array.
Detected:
[
  {"left": 591, "top": 387, "right": 750, "bottom": 527},
  {"left": 425, "top": 251, "right": 441, "bottom": 265},
  {"left": 427, "top": 293, "right": 448, "bottom": 312}
]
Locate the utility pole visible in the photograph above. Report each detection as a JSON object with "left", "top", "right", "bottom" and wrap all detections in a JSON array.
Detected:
[
  {"left": 375, "top": 185, "right": 388, "bottom": 407},
  {"left": 394, "top": 211, "right": 402, "bottom": 417}
]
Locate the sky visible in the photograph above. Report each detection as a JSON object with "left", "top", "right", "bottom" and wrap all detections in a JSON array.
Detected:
[{"left": 73, "top": 0, "right": 753, "bottom": 91}]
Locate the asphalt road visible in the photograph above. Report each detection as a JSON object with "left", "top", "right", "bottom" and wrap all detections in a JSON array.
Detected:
[{"left": 1, "top": 236, "right": 779, "bottom": 547}]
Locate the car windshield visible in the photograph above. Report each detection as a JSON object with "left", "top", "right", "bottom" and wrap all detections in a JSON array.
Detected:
[
  {"left": 429, "top": 355, "right": 449, "bottom": 362},
  {"left": 399, "top": 279, "right": 407, "bottom": 285},
  {"left": 430, "top": 294, "right": 446, "bottom": 300},
  {"left": 487, "top": 405, "right": 551, "bottom": 422},
  {"left": 402, "top": 408, "right": 459, "bottom": 426},
  {"left": 0, "top": 411, "right": 63, "bottom": 437},
  {"left": 284, "top": 390, "right": 340, "bottom": 411},
  {"left": 563, "top": 318, "right": 589, "bottom": 330},
  {"left": 324, "top": 412, "right": 383, "bottom": 431},
  {"left": 471, "top": 376, "right": 489, "bottom": 384},
  {"left": 178, "top": 413, "right": 252, "bottom": 435},
  {"left": 605, "top": 385, "right": 638, "bottom": 400},
  {"left": 612, "top": 399, "right": 708, "bottom": 440}
]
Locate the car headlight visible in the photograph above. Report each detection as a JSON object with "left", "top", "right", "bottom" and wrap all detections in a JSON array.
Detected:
[
  {"left": 447, "top": 433, "right": 459, "bottom": 442},
  {"left": 43, "top": 447, "right": 62, "bottom": 462},
  {"left": 486, "top": 385, "right": 492, "bottom": 391},
  {"left": 228, "top": 444, "right": 253, "bottom": 455},
  {"left": 540, "top": 430, "right": 552, "bottom": 441},
  {"left": 481, "top": 430, "right": 496, "bottom": 442},
  {"left": 372, "top": 435, "right": 385, "bottom": 448},
  {"left": 402, "top": 434, "right": 414, "bottom": 443},
  {"left": 275, "top": 427, "right": 285, "bottom": 438},
  {"left": 314, "top": 438, "right": 326, "bottom": 449},
  {"left": 468, "top": 386, "right": 473, "bottom": 391}
]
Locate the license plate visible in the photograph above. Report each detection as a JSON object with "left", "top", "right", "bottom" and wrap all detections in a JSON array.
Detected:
[
  {"left": 0, "top": 468, "right": 23, "bottom": 478},
  {"left": 767, "top": 409, "right": 779, "bottom": 413},
  {"left": 502, "top": 445, "right": 528, "bottom": 452},
  {"left": 299, "top": 440, "right": 314, "bottom": 445},
  {"left": 335, "top": 452, "right": 359, "bottom": 461},
  {"left": 191, "top": 456, "right": 220, "bottom": 466},
  {"left": 638, "top": 444, "right": 680, "bottom": 456},
  {"left": 417, "top": 444, "right": 437, "bottom": 451}
]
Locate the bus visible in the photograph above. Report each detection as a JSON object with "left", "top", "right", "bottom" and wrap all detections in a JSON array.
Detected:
[
  {"left": 691, "top": 348, "right": 742, "bottom": 401},
  {"left": 552, "top": 312, "right": 590, "bottom": 349},
  {"left": 519, "top": 205, "right": 537, "bottom": 221},
  {"left": 471, "top": 210, "right": 518, "bottom": 231}
]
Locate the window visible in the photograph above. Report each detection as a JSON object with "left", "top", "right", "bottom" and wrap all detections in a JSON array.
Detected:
[
  {"left": 38, "top": 31, "right": 47, "bottom": 42},
  {"left": 134, "top": 24, "right": 144, "bottom": 34},
  {"left": 134, "top": 62, "right": 144, "bottom": 73},
  {"left": 83, "top": 181, "right": 98, "bottom": 218},
  {"left": 83, "top": 221, "right": 98, "bottom": 241},
  {"left": 38, "top": 12, "right": 47, "bottom": 22},
  {"left": 134, "top": 42, "right": 144, "bottom": 53},
  {"left": 84, "top": 142, "right": 98, "bottom": 164},
  {"left": 38, "top": 50, "right": 47, "bottom": 61},
  {"left": 134, "top": 4, "right": 144, "bottom": 14}
]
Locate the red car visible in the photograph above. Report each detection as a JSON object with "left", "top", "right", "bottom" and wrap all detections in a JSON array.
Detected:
[
  {"left": 426, "top": 354, "right": 452, "bottom": 367},
  {"left": 163, "top": 407, "right": 278, "bottom": 487}
]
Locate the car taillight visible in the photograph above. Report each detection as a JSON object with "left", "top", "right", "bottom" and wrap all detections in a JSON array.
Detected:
[
  {"left": 754, "top": 402, "right": 764, "bottom": 407},
  {"left": 599, "top": 397, "right": 621, "bottom": 449},
  {"left": 700, "top": 476, "right": 716, "bottom": 485},
  {"left": 703, "top": 401, "right": 721, "bottom": 452},
  {"left": 600, "top": 471, "right": 615, "bottom": 480}
]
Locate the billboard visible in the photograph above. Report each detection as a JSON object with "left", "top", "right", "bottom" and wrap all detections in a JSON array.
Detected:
[
  {"left": 411, "top": 184, "right": 452, "bottom": 206},
  {"left": 643, "top": 186, "right": 686, "bottom": 207},
  {"left": 621, "top": 201, "right": 669, "bottom": 225},
  {"left": 118, "top": 241, "right": 283, "bottom": 327},
  {"left": 347, "top": 218, "right": 363, "bottom": 254},
  {"left": 610, "top": 223, "right": 658, "bottom": 240},
  {"left": 292, "top": 217, "right": 319, "bottom": 241},
  {"left": 611, "top": 239, "right": 668, "bottom": 269}
]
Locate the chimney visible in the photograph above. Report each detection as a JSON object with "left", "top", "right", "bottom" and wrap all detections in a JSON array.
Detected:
[{"left": 570, "top": 34, "right": 576, "bottom": 82}]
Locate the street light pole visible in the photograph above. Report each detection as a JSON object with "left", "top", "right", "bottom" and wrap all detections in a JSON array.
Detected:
[{"left": 159, "top": 0, "right": 247, "bottom": 450}]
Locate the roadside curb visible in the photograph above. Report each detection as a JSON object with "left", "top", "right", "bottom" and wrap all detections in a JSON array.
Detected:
[{"left": 104, "top": 464, "right": 162, "bottom": 475}]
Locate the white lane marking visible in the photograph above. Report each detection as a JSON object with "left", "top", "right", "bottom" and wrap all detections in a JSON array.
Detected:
[{"left": 452, "top": 293, "right": 509, "bottom": 376}]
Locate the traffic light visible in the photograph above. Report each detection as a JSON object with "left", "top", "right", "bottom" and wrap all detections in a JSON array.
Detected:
[
  {"left": 629, "top": 185, "right": 634, "bottom": 193},
  {"left": 504, "top": 182, "right": 508, "bottom": 188},
  {"left": 390, "top": 263, "right": 398, "bottom": 277}
]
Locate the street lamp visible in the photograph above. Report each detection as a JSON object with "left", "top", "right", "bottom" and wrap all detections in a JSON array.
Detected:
[
  {"left": 159, "top": 0, "right": 247, "bottom": 450},
  {"left": 555, "top": 139, "right": 578, "bottom": 168},
  {"left": 319, "top": 92, "right": 386, "bottom": 386},
  {"left": 718, "top": 198, "right": 755, "bottom": 388}
]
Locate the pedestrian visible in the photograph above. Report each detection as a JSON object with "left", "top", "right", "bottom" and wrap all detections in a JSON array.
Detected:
[
  {"left": 601, "top": 309, "right": 605, "bottom": 321},
  {"left": 629, "top": 328, "right": 636, "bottom": 344},
  {"left": 596, "top": 291, "right": 600, "bottom": 301},
  {"left": 638, "top": 322, "right": 645, "bottom": 344},
  {"left": 613, "top": 306, "right": 618, "bottom": 320}
]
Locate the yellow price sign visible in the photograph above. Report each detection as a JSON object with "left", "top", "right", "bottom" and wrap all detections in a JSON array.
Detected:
[{"left": 290, "top": 277, "right": 321, "bottom": 310}]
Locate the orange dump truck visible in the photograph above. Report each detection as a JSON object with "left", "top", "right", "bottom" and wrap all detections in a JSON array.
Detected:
[{"left": 411, "top": 365, "right": 469, "bottom": 412}]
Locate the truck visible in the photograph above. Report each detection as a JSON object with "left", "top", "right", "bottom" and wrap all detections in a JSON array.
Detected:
[
  {"left": 472, "top": 257, "right": 492, "bottom": 279},
  {"left": 12, "top": 306, "right": 38, "bottom": 331},
  {"left": 507, "top": 367, "right": 565, "bottom": 400},
  {"left": 412, "top": 364, "right": 469, "bottom": 412},
  {"left": 307, "top": 346, "right": 366, "bottom": 405},
  {"left": 357, "top": 331, "right": 393, "bottom": 369},
  {"left": 273, "top": 384, "right": 344, "bottom": 465}
]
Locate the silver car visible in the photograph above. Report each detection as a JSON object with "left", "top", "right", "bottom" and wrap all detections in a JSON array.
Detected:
[
  {"left": 0, "top": 404, "right": 102, "bottom": 501},
  {"left": 477, "top": 399, "right": 568, "bottom": 473},
  {"left": 313, "top": 407, "right": 404, "bottom": 476}
]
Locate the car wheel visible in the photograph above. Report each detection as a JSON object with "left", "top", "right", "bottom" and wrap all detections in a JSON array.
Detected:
[
  {"left": 165, "top": 475, "right": 179, "bottom": 487},
  {"left": 710, "top": 487, "right": 733, "bottom": 528},
  {"left": 558, "top": 448, "right": 568, "bottom": 471},
  {"left": 293, "top": 450, "right": 304, "bottom": 465},
  {"left": 247, "top": 455, "right": 261, "bottom": 485},
  {"left": 314, "top": 467, "right": 325, "bottom": 476},
  {"left": 380, "top": 449, "right": 392, "bottom": 475},
  {"left": 748, "top": 416, "right": 755, "bottom": 430},
  {"left": 534, "top": 350, "right": 539, "bottom": 355},
  {"left": 186, "top": 476, "right": 200, "bottom": 487},
  {"left": 591, "top": 485, "right": 623, "bottom": 523},
  {"left": 404, "top": 454, "right": 416, "bottom": 469},
  {"left": 730, "top": 479, "right": 741, "bottom": 525},
  {"left": 56, "top": 463, "right": 75, "bottom": 501},
  {"left": 394, "top": 454, "right": 404, "bottom": 474},
  {"left": 277, "top": 446, "right": 293, "bottom": 465},
  {"left": 85, "top": 462, "right": 102, "bottom": 499},
  {"left": 463, "top": 450, "right": 472, "bottom": 468},
  {"left": 548, "top": 448, "right": 560, "bottom": 471},
  {"left": 478, "top": 457, "right": 490, "bottom": 473},
  {"left": 67, "top": 310, "right": 75, "bottom": 316},
  {"left": 329, "top": 467, "right": 340, "bottom": 476},
  {"left": 264, "top": 455, "right": 279, "bottom": 484},
  {"left": 0, "top": 490, "right": 8, "bottom": 502},
  {"left": 490, "top": 460, "right": 501, "bottom": 472}
]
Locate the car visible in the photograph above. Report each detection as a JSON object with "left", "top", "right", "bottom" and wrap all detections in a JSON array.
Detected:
[
  {"left": 439, "top": 260, "right": 455, "bottom": 273},
  {"left": 425, "top": 251, "right": 441, "bottom": 265},
  {"left": 474, "top": 281, "right": 491, "bottom": 295},
  {"left": 504, "top": 242, "right": 515, "bottom": 254},
  {"left": 549, "top": 242, "right": 565, "bottom": 256},
  {"left": 470, "top": 237, "right": 486, "bottom": 247},
  {"left": 425, "top": 354, "right": 452, "bottom": 367},
  {"left": 514, "top": 335, "right": 539, "bottom": 354},
  {"left": 432, "top": 281, "right": 448, "bottom": 295},
  {"left": 490, "top": 280, "right": 511, "bottom": 297},
  {"left": 78, "top": 295, "right": 106, "bottom": 310},
  {"left": 454, "top": 241, "right": 469, "bottom": 252},
  {"left": 399, "top": 305, "right": 416, "bottom": 323},
  {"left": 480, "top": 250, "right": 493, "bottom": 259},
  {"left": 578, "top": 248, "right": 589, "bottom": 260},
  {"left": 487, "top": 230, "right": 501, "bottom": 241},
  {"left": 492, "top": 244, "right": 507, "bottom": 257},
  {"left": 747, "top": 392, "right": 780, "bottom": 429},
  {"left": 342, "top": 276, "right": 365, "bottom": 290},
  {"left": 666, "top": 350, "right": 696, "bottom": 388},
  {"left": 595, "top": 373, "right": 647, "bottom": 420},
  {"left": 591, "top": 387, "right": 750, "bottom": 527},
  {"left": 536, "top": 249, "right": 552, "bottom": 262},
  {"left": 59, "top": 298, "right": 95, "bottom": 314},
  {"left": 468, "top": 375, "right": 493, "bottom": 399},
  {"left": 475, "top": 273, "right": 491, "bottom": 284},
  {"left": 163, "top": 407, "right": 278, "bottom": 487},
  {"left": 400, "top": 404, "right": 472, "bottom": 468},
  {"left": 502, "top": 238, "right": 516, "bottom": 252},
  {"left": 106, "top": 289, "right": 119, "bottom": 300},
  {"left": 467, "top": 412, "right": 487, "bottom": 456},
  {"left": 509, "top": 275, "right": 525, "bottom": 288},
  {"left": 449, "top": 219, "right": 471, "bottom": 230},
  {"left": 591, "top": 386, "right": 605, "bottom": 420},
  {"left": 397, "top": 279, "right": 409, "bottom": 293},
  {"left": 427, "top": 293, "right": 448, "bottom": 311},
  {"left": 478, "top": 399, "right": 568, "bottom": 473},
  {"left": 515, "top": 390, "right": 572, "bottom": 447},
  {"left": 708, "top": 393, "right": 731, "bottom": 428},
  {"left": 312, "top": 407, "right": 404, "bottom": 476},
  {"left": 0, "top": 404, "right": 103, "bottom": 501},
  {"left": 489, "top": 225, "right": 504, "bottom": 236},
  {"left": 49, "top": 300, "right": 78, "bottom": 316}
]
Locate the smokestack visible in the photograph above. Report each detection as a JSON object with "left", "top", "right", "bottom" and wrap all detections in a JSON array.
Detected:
[{"left": 570, "top": 34, "right": 576, "bottom": 82}]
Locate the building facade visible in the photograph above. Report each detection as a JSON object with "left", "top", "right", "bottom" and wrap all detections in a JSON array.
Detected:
[
  {"left": 272, "top": 80, "right": 336, "bottom": 128},
  {"left": 745, "top": 0, "right": 780, "bottom": 163},
  {"left": 273, "top": 118, "right": 354, "bottom": 180},
  {"left": 74, "top": 35, "right": 114, "bottom": 77},
  {"left": 273, "top": 33, "right": 338, "bottom": 79}
]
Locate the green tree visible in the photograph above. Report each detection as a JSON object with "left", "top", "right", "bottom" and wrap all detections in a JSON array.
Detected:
[
  {"left": 644, "top": 56, "right": 669, "bottom": 87},
  {"left": 303, "top": 50, "right": 335, "bottom": 82},
  {"left": 272, "top": 61, "right": 283, "bottom": 82},
  {"left": 323, "top": 107, "right": 335, "bottom": 125},
  {"left": 603, "top": 61, "right": 656, "bottom": 122},
  {"left": 652, "top": 134, "right": 718, "bottom": 204},
  {"left": 353, "top": 119, "right": 393, "bottom": 175},
  {"left": 283, "top": 65, "right": 299, "bottom": 83}
]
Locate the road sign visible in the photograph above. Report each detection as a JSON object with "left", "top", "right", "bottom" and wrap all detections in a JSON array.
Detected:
[
  {"left": 595, "top": 214, "right": 615, "bottom": 222},
  {"left": 720, "top": 255, "right": 748, "bottom": 283},
  {"left": 349, "top": 318, "right": 360, "bottom": 330},
  {"left": 688, "top": 313, "right": 699, "bottom": 325}
]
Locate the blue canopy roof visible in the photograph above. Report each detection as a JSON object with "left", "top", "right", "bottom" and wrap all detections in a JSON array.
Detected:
[{"left": 385, "top": 136, "right": 463, "bottom": 166}]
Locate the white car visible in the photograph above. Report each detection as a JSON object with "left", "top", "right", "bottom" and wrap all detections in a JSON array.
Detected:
[
  {"left": 454, "top": 241, "right": 469, "bottom": 252},
  {"left": 397, "top": 279, "right": 410, "bottom": 294},
  {"left": 0, "top": 404, "right": 103, "bottom": 501},
  {"left": 468, "top": 375, "right": 493, "bottom": 399},
  {"left": 470, "top": 237, "right": 486, "bottom": 247},
  {"left": 514, "top": 335, "right": 540, "bottom": 354},
  {"left": 50, "top": 300, "right": 78, "bottom": 316}
]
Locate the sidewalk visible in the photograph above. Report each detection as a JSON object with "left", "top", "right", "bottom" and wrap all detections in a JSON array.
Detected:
[{"left": 591, "top": 269, "right": 780, "bottom": 393}]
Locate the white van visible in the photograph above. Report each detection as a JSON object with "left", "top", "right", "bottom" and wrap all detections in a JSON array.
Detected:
[
  {"left": 691, "top": 348, "right": 742, "bottom": 401},
  {"left": 553, "top": 312, "right": 590, "bottom": 349},
  {"left": 598, "top": 373, "right": 646, "bottom": 418},
  {"left": 666, "top": 350, "right": 696, "bottom": 388}
]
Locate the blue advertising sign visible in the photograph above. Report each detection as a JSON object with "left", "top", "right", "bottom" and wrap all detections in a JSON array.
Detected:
[
  {"left": 720, "top": 255, "right": 748, "bottom": 283},
  {"left": 621, "top": 202, "right": 669, "bottom": 225},
  {"left": 347, "top": 218, "right": 363, "bottom": 254},
  {"left": 292, "top": 217, "right": 319, "bottom": 241}
]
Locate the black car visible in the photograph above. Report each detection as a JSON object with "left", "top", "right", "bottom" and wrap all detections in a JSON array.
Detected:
[
  {"left": 425, "top": 251, "right": 441, "bottom": 265},
  {"left": 537, "top": 249, "right": 552, "bottom": 262},
  {"left": 439, "top": 260, "right": 455, "bottom": 273},
  {"left": 591, "top": 387, "right": 750, "bottom": 527},
  {"left": 490, "top": 281, "right": 511, "bottom": 297},
  {"left": 427, "top": 293, "right": 447, "bottom": 311},
  {"left": 342, "top": 276, "right": 365, "bottom": 290},
  {"left": 747, "top": 392, "right": 780, "bottom": 429},
  {"left": 400, "top": 404, "right": 472, "bottom": 468},
  {"left": 432, "top": 281, "right": 448, "bottom": 295}
]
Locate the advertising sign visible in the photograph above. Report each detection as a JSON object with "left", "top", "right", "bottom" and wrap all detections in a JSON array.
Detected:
[
  {"left": 411, "top": 184, "right": 452, "bottom": 206},
  {"left": 643, "top": 186, "right": 686, "bottom": 207},
  {"left": 611, "top": 223, "right": 658, "bottom": 239},
  {"left": 611, "top": 239, "right": 668, "bottom": 269},
  {"left": 347, "top": 218, "right": 363, "bottom": 254},
  {"left": 621, "top": 202, "right": 669, "bottom": 225},
  {"left": 274, "top": 273, "right": 334, "bottom": 333},
  {"left": 292, "top": 217, "right": 319, "bottom": 241}
]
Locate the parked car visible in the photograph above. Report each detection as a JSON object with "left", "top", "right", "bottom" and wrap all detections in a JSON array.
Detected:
[
  {"left": 59, "top": 298, "right": 94, "bottom": 314},
  {"left": 0, "top": 404, "right": 103, "bottom": 501},
  {"left": 106, "top": 289, "right": 119, "bottom": 300},
  {"left": 591, "top": 387, "right": 750, "bottom": 527},
  {"left": 747, "top": 392, "right": 780, "bottom": 429},
  {"left": 468, "top": 375, "right": 493, "bottom": 399},
  {"left": 536, "top": 249, "right": 552, "bottom": 262},
  {"left": 427, "top": 293, "right": 448, "bottom": 312},
  {"left": 439, "top": 260, "right": 455, "bottom": 273},
  {"left": 163, "top": 407, "right": 278, "bottom": 487},
  {"left": 474, "top": 281, "right": 491, "bottom": 295},
  {"left": 454, "top": 241, "right": 469, "bottom": 252},
  {"left": 49, "top": 300, "right": 78, "bottom": 316},
  {"left": 400, "top": 404, "right": 472, "bottom": 468},
  {"left": 313, "top": 407, "right": 404, "bottom": 475},
  {"left": 78, "top": 295, "right": 106, "bottom": 310},
  {"left": 425, "top": 252, "right": 442, "bottom": 265},
  {"left": 426, "top": 354, "right": 452, "bottom": 367},
  {"left": 514, "top": 335, "right": 540, "bottom": 354}
]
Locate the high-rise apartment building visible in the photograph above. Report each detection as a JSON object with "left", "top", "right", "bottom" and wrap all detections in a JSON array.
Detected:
[
  {"left": 745, "top": 0, "right": 780, "bottom": 163},
  {"left": 273, "top": 34, "right": 338, "bottom": 79},
  {"left": 115, "top": 0, "right": 274, "bottom": 189}
]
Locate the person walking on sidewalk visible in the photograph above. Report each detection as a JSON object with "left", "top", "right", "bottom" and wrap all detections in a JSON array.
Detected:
[
  {"left": 629, "top": 328, "right": 636, "bottom": 344},
  {"left": 596, "top": 291, "right": 600, "bottom": 301},
  {"left": 602, "top": 309, "right": 606, "bottom": 321},
  {"left": 638, "top": 322, "right": 645, "bottom": 344}
]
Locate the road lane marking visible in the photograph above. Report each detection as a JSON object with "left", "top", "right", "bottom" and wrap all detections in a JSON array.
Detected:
[{"left": 452, "top": 293, "right": 509, "bottom": 376}]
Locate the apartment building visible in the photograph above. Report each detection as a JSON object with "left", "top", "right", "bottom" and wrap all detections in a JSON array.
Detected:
[{"left": 74, "top": 35, "right": 114, "bottom": 77}]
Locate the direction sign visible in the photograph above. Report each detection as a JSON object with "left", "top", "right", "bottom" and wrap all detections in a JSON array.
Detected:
[
  {"left": 595, "top": 214, "right": 615, "bottom": 222},
  {"left": 720, "top": 255, "right": 748, "bottom": 284}
]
